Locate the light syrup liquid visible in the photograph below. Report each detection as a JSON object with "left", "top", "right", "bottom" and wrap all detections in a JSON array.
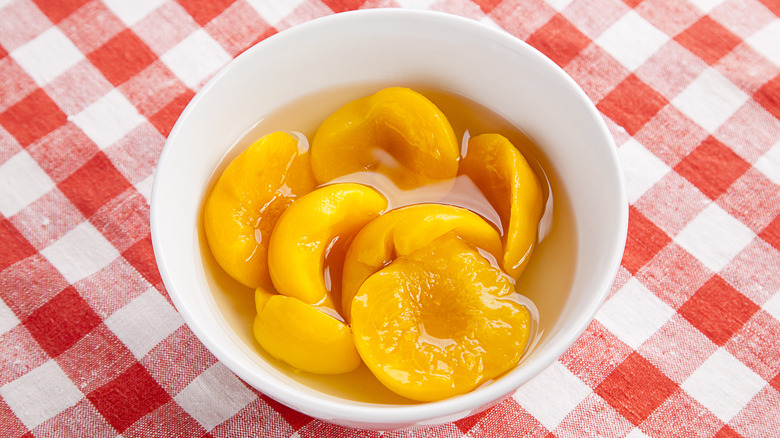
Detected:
[{"left": 198, "top": 84, "right": 577, "bottom": 404}]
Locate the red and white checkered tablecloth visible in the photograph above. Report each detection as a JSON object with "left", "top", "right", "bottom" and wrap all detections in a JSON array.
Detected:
[{"left": 1, "top": 0, "right": 778, "bottom": 436}]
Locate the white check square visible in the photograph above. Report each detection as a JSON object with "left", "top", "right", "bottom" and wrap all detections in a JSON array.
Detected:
[
  {"left": 134, "top": 172, "right": 155, "bottom": 204},
  {"left": 754, "top": 141, "right": 780, "bottom": 186},
  {"left": 762, "top": 292, "right": 780, "bottom": 321},
  {"left": 688, "top": 0, "right": 727, "bottom": 13},
  {"left": 596, "top": 277, "right": 675, "bottom": 349},
  {"left": 0, "top": 360, "right": 83, "bottom": 429},
  {"left": 103, "top": 0, "right": 166, "bottom": 26},
  {"left": 596, "top": 11, "right": 669, "bottom": 71},
  {"left": 513, "top": 361, "right": 591, "bottom": 430},
  {"left": 175, "top": 363, "right": 256, "bottom": 431},
  {"left": 619, "top": 138, "right": 671, "bottom": 204},
  {"left": 681, "top": 348, "right": 764, "bottom": 422},
  {"left": 40, "top": 221, "right": 120, "bottom": 284},
  {"left": 674, "top": 203, "right": 755, "bottom": 272},
  {"left": 671, "top": 68, "right": 749, "bottom": 133},
  {"left": 71, "top": 89, "right": 145, "bottom": 150},
  {"left": 0, "top": 150, "right": 55, "bottom": 217},
  {"left": 245, "top": 0, "right": 306, "bottom": 25},
  {"left": 105, "top": 288, "right": 183, "bottom": 359},
  {"left": 161, "top": 29, "right": 231, "bottom": 89},
  {"left": 10, "top": 27, "right": 84, "bottom": 86},
  {"left": 626, "top": 428, "right": 652, "bottom": 438},
  {"left": 746, "top": 19, "right": 780, "bottom": 67},
  {"left": 544, "top": 0, "right": 575, "bottom": 12},
  {"left": 0, "top": 298, "right": 19, "bottom": 335}
]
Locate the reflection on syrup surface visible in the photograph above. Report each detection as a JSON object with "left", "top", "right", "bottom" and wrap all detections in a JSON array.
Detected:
[{"left": 198, "top": 84, "right": 577, "bottom": 404}]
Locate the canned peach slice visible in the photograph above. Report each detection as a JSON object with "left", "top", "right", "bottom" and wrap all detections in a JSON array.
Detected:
[
  {"left": 203, "top": 132, "right": 315, "bottom": 289},
  {"left": 253, "top": 287, "right": 361, "bottom": 374},
  {"left": 311, "top": 87, "right": 459, "bottom": 189},
  {"left": 459, "top": 133, "right": 543, "bottom": 279},
  {"left": 341, "top": 203, "right": 502, "bottom": 320},
  {"left": 351, "top": 234, "right": 531, "bottom": 401},
  {"left": 268, "top": 183, "right": 388, "bottom": 310}
]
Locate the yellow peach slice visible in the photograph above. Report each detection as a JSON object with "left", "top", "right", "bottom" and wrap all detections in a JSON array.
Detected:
[
  {"left": 253, "top": 287, "right": 361, "bottom": 374},
  {"left": 458, "top": 133, "right": 543, "bottom": 279},
  {"left": 203, "top": 132, "right": 315, "bottom": 289},
  {"left": 351, "top": 235, "right": 531, "bottom": 401},
  {"left": 311, "top": 87, "right": 460, "bottom": 189},
  {"left": 341, "top": 204, "right": 503, "bottom": 320},
  {"left": 267, "top": 183, "right": 388, "bottom": 310}
]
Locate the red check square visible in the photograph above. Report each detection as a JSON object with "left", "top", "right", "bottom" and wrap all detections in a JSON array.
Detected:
[
  {"left": 754, "top": 73, "right": 780, "bottom": 120},
  {"left": 526, "top": 14, "right": 591, "bottom": 68},
  {"left": 57, "top": 152, "right": 133, "bottom": 218},
  {"left": 23, "top": 286, "right": 101, "bottom": 358},
  {"left": 87, "top": 362, "right": 171, "bottom": 433},
  {"left": 595, "top": 352, "right": 678, "bottom": 425},
  {"left": 321, "top": 0, "right": 368, "bottom": 14},
  {"left": 0, "top": 218, "right": 36, "bottom": 272},
  {"left": 122, "top": 235, "right": 164, "bottom": 291},
  {"left": 0, "top": 89, "right": 67, "bottom": 147},
  {"left": 674, "top": 136, "right": 750, "bottom": 200},
  {"left": 771, "top": 372, "right": 780, "bottom": 393},
  {"left": 715, "top": 425, "right": 742, "bottom": 438},
  {"left": 759, "top": 214, "right": 780, "bottom": 253},
  {"left": 675, "top": 16, "right": 740, "bottom": 65},
  {"left": 87, "top": 30, "right": 157, "bottom": 87},
  {"left": 758, "top": 0, "right": 780, "bottom": 16},
  {"left": 597, "top": 74, "right": 668, "bottom": 136},
  {"left": 454, "top": 405, "right": 492, "bottom": 434},
  {"left": 622, "top": 206, "right": 671, "bottom": 275},
  {"left": 32, "top": 0, "right": 90, "bottom": 23},
  {"left": 678, "top": 275, "right": 759, "bottom": 346},
  {"left": 261, "top": 395, "right": 312, "bottom": 432},
  {"left": 149, "top": 89, "right": 195, "bottom": 137},
  {"left": 177, "top": 0, "right": 244, "bottom": 26}
]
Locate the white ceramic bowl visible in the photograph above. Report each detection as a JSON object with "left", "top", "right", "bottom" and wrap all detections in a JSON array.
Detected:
[{"left": 151, "top": 9, "right": 627, "bottom": 430}]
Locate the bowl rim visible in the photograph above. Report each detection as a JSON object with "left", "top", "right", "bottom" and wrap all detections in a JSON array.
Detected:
[{"left": 151, "top": 8, "right": 628, "bottom": 427}]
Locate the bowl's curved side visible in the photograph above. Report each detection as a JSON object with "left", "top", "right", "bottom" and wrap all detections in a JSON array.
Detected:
[{"left": 151, "top": 9, "right": 628, "bottom": 429}]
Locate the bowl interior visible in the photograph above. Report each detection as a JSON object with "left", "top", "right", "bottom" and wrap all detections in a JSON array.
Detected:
[{"left": 151, "top": 9, "right": 627, "bottom": 429}]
